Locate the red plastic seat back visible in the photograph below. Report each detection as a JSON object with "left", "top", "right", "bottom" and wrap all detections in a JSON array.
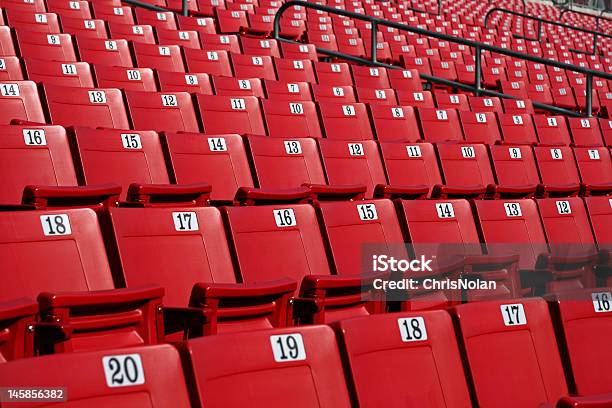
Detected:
[
  {"left": 125, "top": 90, "right": 200, "bottom": 133},
  {"left": 133, "top": 43, "right": 185, "bottom": 73},
  {"left": 568, "top": 117, "right": 604, "bottom": 147},
  {"left": 534, "top": 146, "right": 580, "bottom": 190},
  {"left": 498, "top": 113, "right": 538, "bottom": 145},
  {"left": 459, "top": 111, "right": 501, "bottom": 144},
  {"left": 72, "top": 127, "right": 169, "bottom": 200},
  {"left": 197, "top": 95, "right": 265, "bottom": 135},
  {"left": 369, "top": 105, "right": 421, "bottom": 142},
  {"left": 454, "top": 298, "right": 568, "bottom": 407},
  {"left": 533, "top": 115, "right": 571, "bottom": 146},
  {"left": 490, "top": 145, "right": 540, "bottom": 188},
  {"left": 261, "top": 100, "right": 322, "bottom": 138},
  {"left": 574, "top": 147, "right": 612, "bottom": 189},
  {"left": 379, "top": 142, "right": 441, "bottom": 195},
  {"left": 94, "top": 66, "right": 157, "bottom": 92},
  {"left": 0, "top": 80, "right": 45, "bottom": 124},
  {"left": 318, "top": 102, "right": 373, "bottom": 140},
  {"left": 318, "top": 139, "right": 386, "bottom": 198},
  {"left": 417, "top": 108, "right": 463, "bottom": 142},
  {"left": 584, "top": 196, "right": 612, "bottom": 251},
  {"left": 0, "top": 124, "right": 77, "bottom": 204},
  {"left": 248, "top": 136, "right": 325, "bottom": 189},
  {"left": 184, "top": 326, "right": 351, "bottom": 408},
  {"left": 164, "top": 132, "right": 253, "bottom": 201},
  {"left": 76, "top": 37, "right": 133, "bottom": 67},
  {"left": 16, "top": 30, "right": 76, "bottom": 61},
  {"left": 536, "top": 197, "right": 595, "bottom": 250},
  {"left": 436, "top": 143, "right": 494, "bottom": 190},
  {"left": 335, "top": 310, "right": 472, "bottom": 407}
]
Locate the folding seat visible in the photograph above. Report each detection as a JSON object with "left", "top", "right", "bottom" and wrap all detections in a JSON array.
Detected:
[
  {"left": 24, "top": 59, "right": 94, "bottom": 87},
  {"left": 215, "top": 8, "right": 248, "bottom": 33},
  {"left": 575, "top": 89, "right": 601, "bottom": 114},
  {"left": 273, "top": 58, "right": 316, "bottom": 83},
  {"left": 177, "top": 15, "right": 217, "bottom": 36},
  {"left": 7, "top": 11, "right": 61, "bottom": 33},
  {"left": 455, "top": 63, "right": 476, "bottom": 85},
  {"left": 261, "top": 100, "right": 322, "bottom": 138},
  {"left": 369, "top": 105, "right": 421, "bottom": 142},
  {"left": 241, "top": 37, "right": 280, "bottom": 57},
  {"left": 458, "top": 111, "right": 500, "bottom": 144},
  {"left": 0, "top": 298, "right": 37, "bottom": 362},
  {"left": 16, "top": 30, "right": 76, "bottom": 61},
  {"left": 396, "top": 90, "right": 435, "bottom": 109},
  {"left": 184, "top": 49, "right": 233, "bottom": 77},
  {"left": 312, "top": 84, "right": 356, "bottom": 103},
  {"left": 247, "top": 135, "right": 325, "bottom": 189},
  {"left": 351, "top": 66, "right": 390, "bottom": 89},
  {"left": 164, "top": 132, "right": 253, "bottom": 201},
  {"left": 574, "top": 147, "right": 612, "bottom": 194},
  {"left": 197, "top": 94, "right": 265, "bottom": 135},
  {"left": 534, "top": 146, "right": 581, "bottom": 197},
  {"left": 567, "top": 117, "right": 604, "bottom": 147},
  {"left": 157, "top": 71, "right": 212, "bottom": 94},
  {"left": 547, "top": 288, "right": 612, "bottom": 396},
  {"left": 502, "top": 98, "right": 534, "bottom": 115},
  {"left": 435, "top": 92, "right": 469, "bottom": 111},
  {"left": 212, "top": 76, "right": 264, "bottom": 98},
  {"left": 94, "top": 65, "right": 157, "bottom": 91},
  {"left": 526, "top": 83, "right": 554, "bottom": 106},
  {"left": 533, "top": 115, "right": 572, "bottom": 146},
  {"left": 498, "top": 113, "right": 538, "bottom": 145},
  {"left": 0, "top": 26, "right": 17, "bottom": 57},
  {"left": 133, "top": 43, "right": 185, "bottom": 73},
  {"left": 489, "top": 144, "right": 540, "bottom": 196},
  {"left": 356, "top": 87, "right": 398, "bottom": 106},
  {"left": 387, "top": 68, "right": 422, "bottom": 92},
  {"left": 481, "top": 65, "right": 506, "bottom": 88},
  {"left": 0, "top": 124, "right": 77, "bottom": 204},
  {"left": 60, "top": 16, "right": 108, "bottom": 39},
  {"left": 401, "top": 56, "right": 432, "bottom": 76},
  {"left": 92, "top": 4, "right": 135, "bottom": 25},
  {"left": 334, "top": 311, "right": 472, "bottom": 407},
  {"left": 0, "top": 81, "right": 46, "bottom": 124},
  {"left": 468, "top": 96, "right": 503, "bottom": 113},
  {"left": 71, "top": 127, "right": 169, "bottom": 199},
  {"left": 434, "top": 143, "right": 494, "bottom": 198},
  {"left": 600, "top": 118, "right": 612, "bottom": 146},
  {"left": 108, "top": 22, "right": 156, "bottom": 44},
  {"left": 318, "top": 139, "right": 386, "bottom": 197},
  {"left": 280, "top": 42, "right": 318, "bottom": 60},
  {"left": 417, "top": 108, "right": 462, "bottom": 142},
  {"left": 0, "top": 206, "right": 164, "bottom": 353},
  {"left": 0, "top": 344, "right": 191, "bottom": 406},
  {"left": 378, "top": 142, "right": 441, "bottom": 196},
  {"left": 0, "top": 0, "right": 46, "bottom": 13},
  {"left": 44, "top": 84, "right": 129, "bottom": 129},
  {"left": 314, "top": 61, "right": 353, "bottom": 86},
  {"left": 76, "top": 37, "right": 134, "bottom": 67},
  {"left": 156, "top": 28, "right": 201, "bottom": 50},
  {"left": 264, "top": 80, "right": 312, "bottom": 101},
  {"left": 318, "top": 102, "right": 373, "bottom": 140},
  {"left": 183, "top": 326, "right": 351, "bottom": 407},
  {"left": 0, "top": 56, "right": 23, "bottom": 80},
  {"left": 200, "top": 33, "right": 241, "bottom": 54},
  {"left": 134, "top": 9, "right": 177, "bottom": 30},
  {"left": 230, "top": 53, "right": 276, "bottom": 81},
  {"left": 125, "top": 90, "right": 200, "bottom": 133},
  {"left": 552, "top": 86, "right": 578, "bottom": 111}
]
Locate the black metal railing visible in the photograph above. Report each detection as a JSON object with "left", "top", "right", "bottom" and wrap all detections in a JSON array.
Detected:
[
  {"left": 122, "top": 0, "right": 190, "bottom": 16},
  {"left": 273, "top": 0, "right": 612, "bottom": 117},
  {"left": 483, "top": 7, "right": 612, "bottom": 55}
]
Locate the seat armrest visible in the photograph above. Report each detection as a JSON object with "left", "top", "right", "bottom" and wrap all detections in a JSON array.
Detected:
[
  {"left": 557, "top": 394, "right": 612, "bottom": 408},
  {"left": 190, "top": 278, "right": 297, "bottom": 299},
  {"left": 486, "top": 183, "right": 538, "bottom": 199},
  {"left": 37, "top": 285, "right": 164, "bottom": 310},
  {"left": 22, "top": 184, "right": 121, "bottom": 210},
  {"left": 126, "top": 183, "right": 212, "bottom": 207},
  {"left": 373, "top": 184, "right": 429, "bottom": 199},
  {"left": 305, "top": 184, "right": 366, "bottom": 202},
  {"left": 431, "top": 184, "right": 487, "bottom": 199},
  {"left": 580, "top": 182, "right": 612, "bottom": 196},
  {"left": 538, "top": 183, "right": 581, "bottom": 197},
  {"left": 234, "top": 186, "right": 311, "bottom": 206}
]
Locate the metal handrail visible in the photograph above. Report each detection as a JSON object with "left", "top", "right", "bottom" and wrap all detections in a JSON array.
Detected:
[
  {"left": 484, "top": 7, "right": 612, "bottom": 55},
  {"left": 273, "top": 0, "right": 612, "bottom": 116},
  {"left": 402, "top": 0, "right": 442, "bottom": 16},
  {"left": 121, "top": 0, "right": 190, "bottom": 16}
]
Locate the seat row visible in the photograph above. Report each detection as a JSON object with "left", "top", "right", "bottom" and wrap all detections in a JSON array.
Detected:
[
  {"left": 2, "top": 296, "right": 611, "bottom": 407},
  {"left": 1, "top": 124, "right": 610, "bottom": 204}
]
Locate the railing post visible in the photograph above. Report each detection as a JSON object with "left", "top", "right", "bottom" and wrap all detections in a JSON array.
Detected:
[
  {"left": 536, "top": 20, "right": 542, "bottom": 41},
  {"left": 370, "top": 22, "right": 378, "bottom": 63},
  {"left": 182, "top": 0, "right": 188, "bottom": 16},
  {"left": 592, "top": 32, "right": 598, "bottom": 55},
  {"left": 474, "top": 46, "right": 482, "bottom": 96},
  {"left": 585, "top": 73, "right": 593, "bottom": 117}
]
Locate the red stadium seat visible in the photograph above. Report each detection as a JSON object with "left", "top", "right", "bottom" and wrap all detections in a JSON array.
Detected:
[
  {"left": 108, "top": 22, "right": 156, "bottom": 44},
  {"left": 435, "top": 92, "right": 469, "bottom": 111},
  {"left": 7, "top": 11, "right": 60, "bottom": 33},
  {"left": 24, "top": 59, "right": 94, "bottom": 87},
  {"left": 197, "top": 95, "right": 265, "bottom": 135},
  {"left": 215, "top": 8, "right": 248, "bottom": 33},
  {"left": 533, "top": 115, "right": 572, "bottom": 146},
  {"left": 0, "top": 26, "right": 16, "bottom": 57},
  {"left": 0, "top": 344, "right": 191, "bottom": 406},
  {"left": 453, "top": 298, "right": 607, "bottom": 407},
  {"left": 498, "top": 113, "right": 538, "bottom": 145},
  {"left": 125, "top": 90, "right": 200, "bottom": 133},
  {"left": 0, "top": 124, "right": 77, "bottom": 204},
  {"left": 355, "top": 87, "right": 397, "bottom": 105},
  {"left": 369, "top": 105, "right": 421, "bottom": 142},
  {"left": 93, "top": 65, "right": 157, "bottom": 91},
  {"left": 599, "top": 118, "right": 612, "bottom": 146},
  {"left": 573, "top": 147, "right": 612, "bottom": 194},
  {"left": 230, "top": 53, "right": 277, "bottom": 81},
  {"left": 0, "top": 298, "right": 37, "bottom": 362},
  {"left": 157, "top": 71, "right": 213, "bottom": 94},
  {"left": 92, "top": 4, "right": 134, "bottom": 25},
  {"left": 468, "top": 96, "right": 503, "bottom": 113},
  {"left": 184, "top": 49, "right": 233, "bottom": 77},
  {"left": 435, "top": 143, "right": 494, "bottom": 198},
  {"left": 567, "top": 117, "right": 605, "bottom": 147},
  {"left": 351, "top": 65, "right": 390, "bottom": 89},
  {"left": 502, "top": 98, "right": 535, "bottom": 115},
  {"left": 133, "top": 43, "right": 185, "bottom": 73},
  {"left": 15, "top": 30, "right": 76, "bottom": 61},
  {"left": 319, "top": 139, "right": 386, "bottom": 197},
  {"left": 534, "top": 146, "right": 581, "bottom": 196},
  {"left": 489, "top": 144, "right": 540, "bottom": 196},
  {"left": 183, "top": 326, "right": 351, "bottom": 407},
  {"left": 314, "top": 61, "right": 353, "bottom": 86},
  {"left": 417, "top": 108, "right": 463, "bottom": 142},
  {"left": 0, "top": 56, "right": 24, "bottom": 80},
  {"left": 0, "top": 80, "right": 45, "bottom": 124},
  {"left": 584, "top": 195, "right": 612, "bottom": 254},
  {"left": 334, "top": 311, "right": 472, "bottom": 407},
  {"left": 60, "top": 16, "right": 108, "bottom": 39},
  {"left": 264, "top": 80, "right": 312, "bottom": 101},
  {"left": 241, "top": 37, "right": 280, "bottom": 58},
  {"left": 164, "top": 132, "right": 254, "bottom": 201},
  {"left": 397, "top": 90, "right": 436, "bottom": 109},
  {"left": 388, "top": 68, "right": 422, "bottom": 92},
  {"left": 312, "top": 84, "right": 356, "bottom": 103},
  {"left": 459, "top": 111, "right": 501, "bottom": 144},
  {"left": 248, "top": 135, "right": 326, "bottom": 190},
  {"left": 71, "top": 127, "right": 170, "bottom": 199},
  {"left": 261, "top": 100, "right": 322, "bottom": 138},
  {"left": 76, "top": 37, "right": 133, "bottom": 67},
  {"left": 212, "top": 76, "right": 264, "bottom": 98},
  {"left": 44, "top": 84, "right": 129, "bottom": 129},
  {"left": 273, "top": 57, "right": 316, "bottom": 83},
  {"left": 156, "top": 28, "right": 201, "bottom": 49},
  {"left": 134, "top": 9, "right": 177, "bottom": 30},
  {"left": 318, "top": 102, "right": 373, "bottom": 140},
  {"left": 0, "top": 207, "right": 164, "bottom": 353},
  {"left": 200, "top": 33, "right": 241, "bottom": 53}
]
